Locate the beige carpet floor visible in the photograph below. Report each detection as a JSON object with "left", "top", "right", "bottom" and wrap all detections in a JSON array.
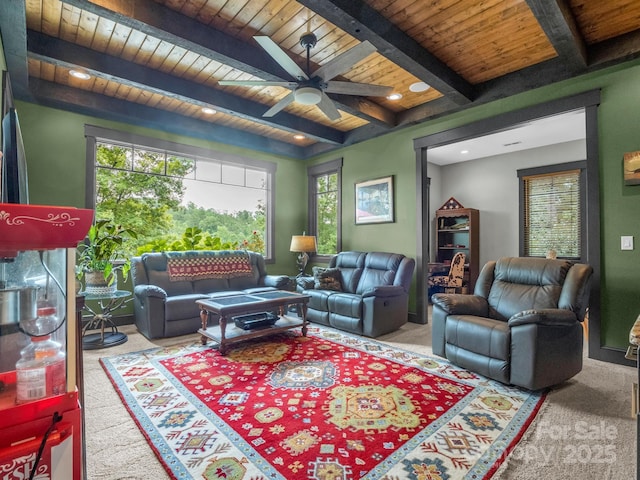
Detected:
[{"left": 83, "top": 321, "right": 637, "bottom": 479}]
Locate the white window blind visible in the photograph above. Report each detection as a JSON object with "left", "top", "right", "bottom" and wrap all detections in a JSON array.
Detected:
[{"left": 523, "top": 169, "right": 581, "bottom": 258}]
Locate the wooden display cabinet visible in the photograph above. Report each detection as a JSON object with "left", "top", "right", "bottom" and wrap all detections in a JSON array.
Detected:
[{"left": 435, "top": 207, "right": 480, "bottom": 292}]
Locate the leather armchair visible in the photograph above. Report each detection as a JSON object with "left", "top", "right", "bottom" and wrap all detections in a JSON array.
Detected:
[{"left": 431, "top": 257, "right": 593, "bottom": 390}]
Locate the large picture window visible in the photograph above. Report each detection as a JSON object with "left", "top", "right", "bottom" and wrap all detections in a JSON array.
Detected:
[
  {"left": 308, "top": 158, "right": 342, "bottom": 259},
  {"left": 519, "top": 161, "right": 586, "bottom": 260},
  {"left": 85, "top": 126, "right": 276, "bottom": 259}
]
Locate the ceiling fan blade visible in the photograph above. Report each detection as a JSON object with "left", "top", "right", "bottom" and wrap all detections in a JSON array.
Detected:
[
  {"left": 263, "top": 92, "right": 296, "bottom": 117},
  {"left": 324, "top": 81, "right": 393, "bottom": 97},
  {"left": 219, "top": 80, "right": 297, "bottom": 88},
  {"left": 254, "top": 36, "right": 309, "bottom": 81},
  {"left": 317, "top": 93, "right": 341, "bottom": 121},
  {"left": 312, "top": 40, "right": 377, "bottom": 81}
]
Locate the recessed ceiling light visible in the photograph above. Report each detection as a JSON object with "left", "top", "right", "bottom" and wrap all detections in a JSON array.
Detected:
[
  {"left": 69, "top": 70, "right": 91, "bottom": 80},
  {"left": 386, "top": 93, "right": 403, "bottom": 100},
  {"left": 409, "top": 81, "right": 430, "bottom": 92},
  {"left": 294, "top": 134, "right": 306, "bottom": 140},
  {"left": 201, "top": 107, "right": 217, "bottom": 115},
  {"left": 461, "top": 150, "right": 469, "bottom": 154}
]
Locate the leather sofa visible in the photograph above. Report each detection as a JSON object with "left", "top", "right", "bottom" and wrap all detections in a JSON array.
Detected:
[
  {"left": 131, "top": 251, "right": 289, "bottom": 339},
  {"left": 431, "top": 256, "right": 593, "bottom": 390},
  {"left": 297, "top": 251, "right": 415, "bottom": 337}
]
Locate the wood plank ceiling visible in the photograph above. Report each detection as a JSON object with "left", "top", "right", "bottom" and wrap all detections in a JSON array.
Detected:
[{"left": 1, "top": 0, "right": 640, "bottom": 158}]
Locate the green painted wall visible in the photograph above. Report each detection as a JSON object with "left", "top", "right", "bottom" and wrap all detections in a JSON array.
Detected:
[{"left": 10, "top": 57, "right": 640, "bottom": 349}]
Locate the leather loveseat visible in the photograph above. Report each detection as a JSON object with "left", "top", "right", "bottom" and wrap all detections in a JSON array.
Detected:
[
  {"left": 431, "top": 256, "right": 593, "bottom": 390},
  {"left": 297, "top": 251, "right": 415, "bottom": 337},
  {"left": 131, "top": 251, "right": 289, "bottom": 339}
]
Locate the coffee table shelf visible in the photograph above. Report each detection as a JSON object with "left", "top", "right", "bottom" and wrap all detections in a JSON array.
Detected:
[
  {"left": 197, "top": 290, "right": 310, "bottom": 354},
  {"left": 199, "top": 315, "right": 305, "bottom": 343}
]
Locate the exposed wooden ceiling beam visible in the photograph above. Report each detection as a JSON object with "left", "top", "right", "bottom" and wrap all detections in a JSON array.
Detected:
[
  {"left": 525, "top": 0, "right": 587, "bottom": 72},
  {"left": 61, "top": 0, "right": 395, "bottom": 128},
  {"left": 28, "top": 78, "right": 306, "bottom": 159},
  {"left": 397, "top": 54, "right": 585, "bottom": 126},
  {"left": 297, "top": 0, "right": 474, "bottom": 105},
  {"left": 61, "top": 0, "right": 286, "bottom": 82},
  {"left": 590, "top": 28, "right": 640, "bottom": 66},
  {"left": 396, "top": 97, "right": 463, "bottom": 127},
  {"left": 27, "top": 31, "right": 345, "bottom": 146},
  {"left": 475, "top": 56, "right": 578, "bottom": 105},
  {"left": 328, "top": 96, "right": 396, "bottom": 126}
]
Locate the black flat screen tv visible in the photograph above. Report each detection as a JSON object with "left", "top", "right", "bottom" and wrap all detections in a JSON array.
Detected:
[{"left": 1, "top": 107, "right": 29, "bottom": 204}]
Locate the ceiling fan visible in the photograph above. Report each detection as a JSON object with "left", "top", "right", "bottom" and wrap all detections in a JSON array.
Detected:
[{"left": 218, "top": 33, "right": 393, "bottom": 121}]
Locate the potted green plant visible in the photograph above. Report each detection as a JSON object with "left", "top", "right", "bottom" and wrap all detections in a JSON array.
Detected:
[{"left": 77, "top": 220, "right": 137, "bottom": 295}]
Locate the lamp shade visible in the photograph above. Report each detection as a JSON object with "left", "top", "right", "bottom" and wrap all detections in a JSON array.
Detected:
[{"left": 290, "top": 235, "right": 317, "bottom": 253}]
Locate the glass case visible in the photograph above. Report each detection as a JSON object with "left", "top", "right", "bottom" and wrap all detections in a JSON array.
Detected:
[{"left": 0, "top": 247, "right": 71, "bottom": 403}]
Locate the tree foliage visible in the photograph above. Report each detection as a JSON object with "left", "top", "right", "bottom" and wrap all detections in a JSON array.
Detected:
[
  {"left": 316, "top": 173, "right": 338, "bottom": 254},
  {"left": 95, "top": 144, "right": 266, "bottom": 256}
]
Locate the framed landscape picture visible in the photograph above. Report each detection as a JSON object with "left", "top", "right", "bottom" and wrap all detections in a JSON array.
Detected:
[
  {"left": 355, "top": 176, "right": 394, "bottom": 224},
  {"left": 624, "top": 150, "right": 640, "bottom": 185}
]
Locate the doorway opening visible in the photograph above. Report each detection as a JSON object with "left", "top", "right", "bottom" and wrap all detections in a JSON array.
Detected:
[{"left": 413, "top": 90, "right": 613, "bottom": 363}]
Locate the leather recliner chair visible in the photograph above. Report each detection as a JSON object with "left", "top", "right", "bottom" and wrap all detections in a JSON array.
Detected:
[{"left": 431, "top": 257, "right": 593, "bottom": 390}]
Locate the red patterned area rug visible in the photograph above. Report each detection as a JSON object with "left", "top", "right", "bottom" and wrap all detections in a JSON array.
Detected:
[{"left": 100, "top": 327, "right": 546, "bottom": 479}]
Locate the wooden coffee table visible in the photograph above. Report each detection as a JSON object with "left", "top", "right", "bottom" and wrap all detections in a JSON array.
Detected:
[{"left": 197, "top": 290, "right": 310, "bottom": 354}]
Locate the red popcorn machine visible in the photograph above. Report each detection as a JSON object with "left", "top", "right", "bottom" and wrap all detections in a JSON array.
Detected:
[{"left": 0, "top": 203, "right": 93, "bottom": 480}]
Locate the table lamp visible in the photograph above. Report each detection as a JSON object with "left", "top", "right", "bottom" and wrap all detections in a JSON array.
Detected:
[{"left": 289, "top": 234, "right": 317, "bottom": 277}]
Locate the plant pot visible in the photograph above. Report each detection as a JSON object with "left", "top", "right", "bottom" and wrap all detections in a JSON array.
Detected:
[{"left": 84, "top": 270, "right": 117, "bottom": 295}]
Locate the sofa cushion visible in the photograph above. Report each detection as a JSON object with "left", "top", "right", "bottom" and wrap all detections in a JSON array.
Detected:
[
  {"left": 194, "top": 277, "right": 231, "bottom": 294},
  {"left": 328, "top": 293, "right": 363, "bottom": 318},
  {"left": 148, "top": 269, "right": 193, "bottom": 296},
  {"left": 306, "top": 289, "right": 337, "bottom": 312},
  {"left": 487, "top": 257, "right": 571, "bottom": 320},
  {"left": 445, "top": 315, "right": 511, "bottom": 361},
  {"left": 355, "top": 252, "right": 402, "bottom": 294},
  {"left": 228, "top": 271, "right": 262, "bottom": 290},
  {"left": 331, "top": 252, "right": 365, "bottom": 293},
  {"left": 165, "top": 294, "right": 209, "bottom": 322},
  {"left": 312, "top": 266, "right": 343, "bottom": 291}
]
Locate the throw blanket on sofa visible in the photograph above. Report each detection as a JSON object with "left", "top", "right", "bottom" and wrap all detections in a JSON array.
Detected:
[{"left": 165, "top": 251, "right": 253, "bottom": 281}]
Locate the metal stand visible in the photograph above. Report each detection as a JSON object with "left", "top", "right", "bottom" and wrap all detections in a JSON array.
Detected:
[
  {"left": 296, "top": 251, "right": 309, "bottom": 276},
  {"left": 81, "top": 290, "right": 131, "bottom": 350}
]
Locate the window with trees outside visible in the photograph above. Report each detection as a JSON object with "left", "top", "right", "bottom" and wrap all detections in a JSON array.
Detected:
[
  {"left": 307, "top": 159, "right": 342, "bottom": 259},
  {"left": 84, "top": 126, "right": 276, "bottom": 259},
  {"left": 518, "top": 161, "right": 586, "bottom": 261}
]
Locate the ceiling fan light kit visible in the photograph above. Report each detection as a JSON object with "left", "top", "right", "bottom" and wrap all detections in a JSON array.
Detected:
[{"left": 295, "top": 86, "right": 322, "bottom": 105}]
